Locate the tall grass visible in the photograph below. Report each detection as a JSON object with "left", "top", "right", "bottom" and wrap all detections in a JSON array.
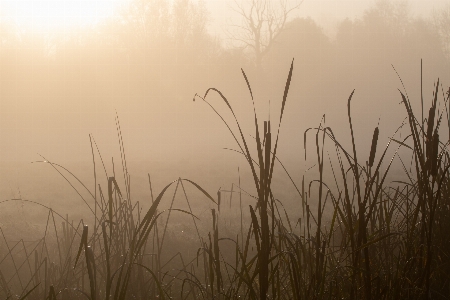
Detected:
[
  {"left": 0, "top": 60, "right": 449, "bottom": 299},
  {"left": 192, "top": 59, "right": 450, "bottom": 299}
]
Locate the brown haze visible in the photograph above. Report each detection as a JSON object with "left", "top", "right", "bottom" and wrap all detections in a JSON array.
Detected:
[
  {"left": 0, "top": 0, "right": 448, "bottom": 206},
  {"left": 1, "top": 0, "right": 450, "bottom": 298},
  {"left": 0, "top": 2, "right": 446, "bottom": 212}
]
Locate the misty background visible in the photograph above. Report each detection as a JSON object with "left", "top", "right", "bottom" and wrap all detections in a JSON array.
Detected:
[{"left": 0, "top": 0, "right": 450, "bottom": 224}]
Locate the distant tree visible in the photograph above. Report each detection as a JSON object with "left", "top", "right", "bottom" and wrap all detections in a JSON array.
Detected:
[
  {"left": 433, "top": 4, "right": 450, "bottom": 59},
  {"left": 229, "top": 0, "right": 303, "bottom": 70},
  {"left": 116, "top": 0, "right": 171, "bottom": 55},
  {"left": 362, "top": 0, "right": 411, "bottom": 34},
  {"left": 359, "top": 0, "right": 446, "bottom": 65},
  {"left": 265, "top": 17, "right": 332, "bottom": 74},
  {"left": 335, "top": 18, "right": 357, "bottom": 48},
  {"left": 172, "top": 0, "right": 209, "bottom": 46},
  {"left": 333, "top": 0, "right": 448, "bottom": 96},
  {"left": 109, "top": 0, "right": 220, "bottom": 99},
  {"left": 118, "top": 0, "right": 212, "bottom": 61}
]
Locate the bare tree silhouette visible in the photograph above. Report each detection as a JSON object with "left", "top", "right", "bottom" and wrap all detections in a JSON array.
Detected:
[{"left": 228, "top": 0, "right": 303, "bottom": 70}]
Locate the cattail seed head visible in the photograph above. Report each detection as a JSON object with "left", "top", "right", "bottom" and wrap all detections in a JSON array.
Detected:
[
  {"left": 431, "top": 132, "right": 439, "bottom": 176},
  {"left": 217, "top": 189, "right": 221, "bottom": 212},
  {"left": 369, "top": 127, "right": 379, "bottom": 168},
  {"left": 427, "top": 107, "right": 435, "bottom": 145}
]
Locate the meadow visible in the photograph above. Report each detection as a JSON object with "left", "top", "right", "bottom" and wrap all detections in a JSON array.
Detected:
[{"left": 0, "top": 59, "right": 449, "bottom": 300}]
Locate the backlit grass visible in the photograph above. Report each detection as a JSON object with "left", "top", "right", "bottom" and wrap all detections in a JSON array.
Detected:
[{"left": 1, "top": 60, "right": 450, "bottom": 299}]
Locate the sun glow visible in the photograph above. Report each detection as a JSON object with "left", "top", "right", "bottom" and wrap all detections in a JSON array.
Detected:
[{"left": 0, "top": 0, "right": 128, "bottom": 32}]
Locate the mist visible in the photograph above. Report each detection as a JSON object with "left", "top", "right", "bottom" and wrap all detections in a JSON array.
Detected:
[
  {"left": 0, "top": 0, "right": 447, "bottom": 204},
  {"left": 1, "top": 0, "right": 450, "bottom": 298}
]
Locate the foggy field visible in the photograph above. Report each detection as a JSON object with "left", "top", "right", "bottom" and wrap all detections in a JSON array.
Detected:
[{"left": 1, "top": 0, "right": 450, "bottom": 299}]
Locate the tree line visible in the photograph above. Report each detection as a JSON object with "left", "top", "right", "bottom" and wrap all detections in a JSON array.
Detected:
[{"left": 0, "top": 0, "right": 449, "bottom": 164}]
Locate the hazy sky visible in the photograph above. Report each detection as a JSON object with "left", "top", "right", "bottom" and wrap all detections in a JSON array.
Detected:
[
  {"left": 1, "top": 0, "right": 449, "bottom": 34},
  {"left": 0, "top": 0, "right": 125, "bottom": 31}
]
